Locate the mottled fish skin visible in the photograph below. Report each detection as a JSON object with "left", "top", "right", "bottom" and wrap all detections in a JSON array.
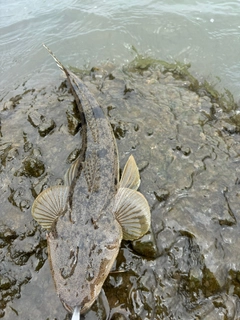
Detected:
[
  {"left": 44, "top": 47, "right": 122, "bottom": 313},
  {"left": 32, "top": 45, "right": 151, "bottom": 318}
]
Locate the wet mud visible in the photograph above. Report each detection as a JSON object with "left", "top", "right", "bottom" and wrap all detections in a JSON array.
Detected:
[{"left": 1, "top": 57, "right": 240, "bottom": 319}]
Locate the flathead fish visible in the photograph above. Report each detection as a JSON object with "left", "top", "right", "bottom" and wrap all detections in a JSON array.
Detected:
[{"left": 32, "top": 45, "right": 151, "bottom": 320}]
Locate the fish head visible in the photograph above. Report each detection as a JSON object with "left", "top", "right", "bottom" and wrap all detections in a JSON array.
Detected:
[{"left": 46, "top": 213, "right": 122, "bottom": 314}]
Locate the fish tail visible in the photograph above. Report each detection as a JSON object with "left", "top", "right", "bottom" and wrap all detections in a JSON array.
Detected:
[
  {"left": 71, "top": 306, "right": 80, "bottom": 320},
  {"left": 43, "top": 43, "right": 65, "bottom": 72}
]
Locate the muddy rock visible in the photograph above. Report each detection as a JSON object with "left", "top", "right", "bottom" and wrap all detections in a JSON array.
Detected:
[
  {"left": 1, "top": 58, "right": 240, "bottom": 319},
  {"left": 28, "top": 109, "right": 56, "bottom": 137}
]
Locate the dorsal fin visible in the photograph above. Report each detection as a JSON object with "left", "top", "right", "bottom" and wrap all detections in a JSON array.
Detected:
[{"left": 83, "top": 151, "right": 100, "bottom": 193}]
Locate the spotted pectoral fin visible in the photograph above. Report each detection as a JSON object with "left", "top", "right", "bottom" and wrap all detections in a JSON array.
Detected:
[
  {"left": 119, "top": 155, "right": 140, "bottom": 190},
  {"left": 32, "top": 186, "right": 69, "bottom": 230},
  {"left": 114, "top": 187, "right": 151, "bottom": 240},
  {"left": 64, "top": 157, "right": 82, "bottom": 186}
]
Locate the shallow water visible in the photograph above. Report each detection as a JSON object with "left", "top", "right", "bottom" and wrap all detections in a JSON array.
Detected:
[{"left": 1, "top": 0, "right": 240, "bottom": 98}]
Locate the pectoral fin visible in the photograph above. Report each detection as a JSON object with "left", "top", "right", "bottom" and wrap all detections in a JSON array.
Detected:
[
  {"left": 32, "top": 186, "right": 69, "bottom": 229},
  {"left": 119, "top": 155, "right": 140, "bottom": 190},
  {"left": 114, "top": 187, "right": 151, "bottom": 240}
]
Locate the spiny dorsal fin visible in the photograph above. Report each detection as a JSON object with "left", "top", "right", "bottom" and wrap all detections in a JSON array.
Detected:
[
  {"left": 32, "top": 185, "right": 69, "bottom": 230},
  {"left": 119, "top": 155, "right": 140, "bottom": 190},
  {"left": 114, "top": 187, "right": 151, "bottom": 240}
]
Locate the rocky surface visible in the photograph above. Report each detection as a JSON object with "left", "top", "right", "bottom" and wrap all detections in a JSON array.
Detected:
[{"left": 1, "top": 58, "right": 240, "bottom": 319}]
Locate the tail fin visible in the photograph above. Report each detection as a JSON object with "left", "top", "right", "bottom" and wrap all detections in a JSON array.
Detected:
[
  {"left": 71, "top": 306, "right": 80, "bottom": 320},
  {"left": 42, "top": 43, "right": 65, "bottom": 72}
]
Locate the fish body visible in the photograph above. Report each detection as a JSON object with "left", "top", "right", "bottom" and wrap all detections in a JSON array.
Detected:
[
  {"left": 32, "top": 45, "right": 151, "bottom": 317},
  {"left": 46, "top": 49, "right": 122, "bottom": 313}
]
